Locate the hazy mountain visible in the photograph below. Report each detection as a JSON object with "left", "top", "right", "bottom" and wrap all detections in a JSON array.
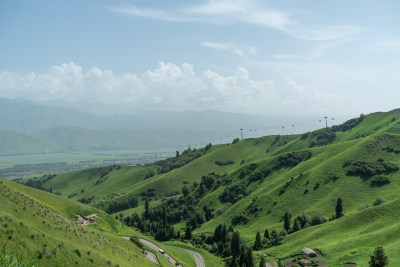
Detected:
[{"left": 0, "top": 97, "right": 350, "bottom": 155}]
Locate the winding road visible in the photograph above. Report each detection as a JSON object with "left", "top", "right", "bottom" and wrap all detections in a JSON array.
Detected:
[
  {"left": 183, "top": 248, "right": 205, "bottom": 267},
  {"left": 123, "top": 236, "right": 205, "bottom": 267},
  {"left": 138, "top": 238, "right": 205, "bottom": 267},
  {"left": 122, "top": 236, "right": 159, "bottom": 264}
]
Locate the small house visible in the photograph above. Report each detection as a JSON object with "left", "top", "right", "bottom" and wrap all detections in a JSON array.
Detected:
[{"left": 301, "top": 247, "right": 317, "bottom": 257}]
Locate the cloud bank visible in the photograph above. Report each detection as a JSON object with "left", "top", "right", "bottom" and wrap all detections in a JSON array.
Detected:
[{"left": 0, "top": 62, "right": 337, "bottom": 115}]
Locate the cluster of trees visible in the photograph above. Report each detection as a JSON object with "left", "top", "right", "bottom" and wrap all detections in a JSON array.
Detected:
[
  {"left": 99, "top": 196, "right": 138, "bottom": 214},
  {"left": 308, "top": 114, "right": 364, "bottom": 147},
  {"left": 123, "top": 200, "right": 176, "bottom": 241},
  {"left": 219, "top": 184, "right": 250, "bottom": 204},
  {"left": 279, "top": 198, "right": 344, "bottom": 235},
  {"left": 276, "top": 151, "right": 313, "bottom": 169},
  {"left": 23, "top": 174, "right": 56, "bottom": 192},
  {"left": 155, "top": 145, "right": 212, "bottom": 174},
  {"left": 252, "top": 229, "right": 286, "bottom": 250},
  {"left": 331, "top": 114, "right": 364, "bottom": 132},
  {"left": 344, "top": 160, "right": 399, "bottom": 177},
  {"left": 310, "top": 129, "right": 336, "bottom": 147}
]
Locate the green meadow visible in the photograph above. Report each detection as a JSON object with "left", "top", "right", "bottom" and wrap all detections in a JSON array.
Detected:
[{"left": 6, "top": 109, "right": 400, "bottom": 266}]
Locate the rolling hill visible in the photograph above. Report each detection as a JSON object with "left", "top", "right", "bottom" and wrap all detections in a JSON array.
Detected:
[
  {"left": 0, "top": 178, "right": 161, "bottom": 266},
  {"left": 21, "top": 109, "right": 400, "bottom": 266}
]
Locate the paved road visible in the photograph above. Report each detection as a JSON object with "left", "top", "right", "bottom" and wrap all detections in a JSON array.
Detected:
[
  {"left": 139, "top": 238, "right": 183, "bottom": 267},
  {"left": 122, "top": 236, "right": 159, "bottom": 264},
  {"left": 183, "top": 248, "right": 205, "bottom": 267}
]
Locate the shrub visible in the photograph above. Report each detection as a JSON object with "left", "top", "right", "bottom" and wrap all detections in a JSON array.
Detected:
[
  {"left": 370, "top": 176, "right": 390, "bottom": 187},
  {"left": 232, "top": 215, "right": 249, "bottom": 225},
  {"left": 215, "top": 160, "right": 234, "bottom": 166},
  {"left": 373, "top": 198, "right": 386, "bottom": 206}
]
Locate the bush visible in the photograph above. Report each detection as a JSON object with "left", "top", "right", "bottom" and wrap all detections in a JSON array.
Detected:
[
  {"left": 219, "top": 185, "right": 250, "bottom": 203},
  {"left": 345, "top": 160, "right": 399, "bottom": 177},
  {"left": 215, "top": 160, "right": 234, "bottom": 166},
  {"left": 373, "top": 198, "right": 386, "bottom": 206},
  {"left": 231, "top": 215, "right": 249, "bottom": 225},
  {"left": 370, "top": 176, "right": 390, "bottom": 186},
  {"left": 276, "top": 151, "right": 312, "bottom": 169},
  {"left": 310, "top": 129, "right": 336, "bottom": 147}
]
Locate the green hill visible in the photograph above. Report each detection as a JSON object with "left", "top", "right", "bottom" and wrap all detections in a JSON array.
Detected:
[
  {"left": 29, "top": 109, "right": 400, "bottom": 266},
  {"left": 0, "top": 178, "right": 157, "bottom": 267}
]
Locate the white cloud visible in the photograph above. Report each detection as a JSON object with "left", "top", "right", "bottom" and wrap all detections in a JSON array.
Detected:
[
  {"left": 109, "top": 4, "right": 190, "bottom": 22},
  {"left": 0, "top": 62, "right": 339, "bottom": 115},
  {"left": 201, "top": 41, "right": 257, "bottom": 57},
  {"left": 109, "top": 1, "right": 361, "bottom": 42}
]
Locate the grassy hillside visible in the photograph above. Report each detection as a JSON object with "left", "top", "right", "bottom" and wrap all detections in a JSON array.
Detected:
[
  {"left": 32, "top": 109, "right": 400, "bottom": 265},
  {"left": 0, "top": 178, "right": 158, "bottom": 266}
]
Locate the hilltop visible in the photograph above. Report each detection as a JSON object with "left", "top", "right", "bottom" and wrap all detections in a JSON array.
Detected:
[{"left": 21, "top": 109, "right": 400, "bottom": 266}]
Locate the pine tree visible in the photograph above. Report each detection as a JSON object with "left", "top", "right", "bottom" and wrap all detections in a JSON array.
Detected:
[
  {"left": 245, "top": 248, "right": 254, "bottom": 267},
  {"left": 369, "top": 247, "right": 388, "bottom": 267},
  {"left": 231, "top": 231, "right": 241, "bottom": 258},
  {"left": 283, "top": 211, "right": 291, "bottom": 232},
  {"left": 162, "top": 205, "right": 167, "bottom": 226},
  {"left": 144, "top": 198, "right": 150, "bottom": 219},
  {"left": 185, "top": 226, "right": 192, "bottom": 240},
  {"left": 259, "top": 256, "right": 266, "bottom": 267},
  {"left": 253, "top": 232, "right": 262, "bottom": 250},
  {"left": 335, "top": 197, "right": 344, "bottom": 219},
  {"left": 264, "top": 228, "right": 270, "bottom": 240},
  {"left": 293, "top": 217, "right": 301, "bottom": 232}
]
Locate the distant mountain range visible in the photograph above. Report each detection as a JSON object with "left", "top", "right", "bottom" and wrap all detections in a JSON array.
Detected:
[{"left": 0, "top": 97, "right": 350, "bottom": 155}]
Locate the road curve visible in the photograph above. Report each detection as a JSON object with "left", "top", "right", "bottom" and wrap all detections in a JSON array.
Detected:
[
  {"left": 139, "top": 238, "right": 183, "bottom": 267},
  {"left": 122, "top": 236, "right": 159, "bottom": 264},
  {"left": 183, "top": 248, "right": 205, "bottom": 267}
]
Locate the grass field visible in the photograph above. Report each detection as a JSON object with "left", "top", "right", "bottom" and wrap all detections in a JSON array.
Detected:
[
  {"left": 0, "top": 178, "right": 193, "bottom": 266},
  {"left": 18, "top": 109, "right": 400, "bottom": 265}
]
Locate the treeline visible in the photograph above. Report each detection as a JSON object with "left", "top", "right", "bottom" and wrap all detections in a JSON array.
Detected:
[
  {"left": 22, "top": 174, "right": 56, "bottom": 193},
  {"left": 154, "top": 143, "right": 212, "bottom": 174},
  {"left": 97, "top": 196, "right": 139, "bottom": 213}
]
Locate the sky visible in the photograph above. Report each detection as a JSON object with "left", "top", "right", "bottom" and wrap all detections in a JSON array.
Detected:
[{"left": 1, "top": 0, "right": 400, "bottom": 116}]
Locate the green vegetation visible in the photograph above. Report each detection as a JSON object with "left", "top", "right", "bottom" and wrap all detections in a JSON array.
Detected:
[{"left": 16, "top": 109, "right": 400, "bottom": 266}]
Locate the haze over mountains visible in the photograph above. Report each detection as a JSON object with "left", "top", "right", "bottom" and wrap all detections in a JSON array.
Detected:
[{"left": 0, "top": 97, "right": 349, "bottom": 155}]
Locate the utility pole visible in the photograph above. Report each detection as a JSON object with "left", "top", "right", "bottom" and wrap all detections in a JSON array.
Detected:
[
  {"left": 324, "top": 116, "right": 328, "bottom": 128},
  {"left": 240, "top": 128, "right": 244, "bottom": 140}
]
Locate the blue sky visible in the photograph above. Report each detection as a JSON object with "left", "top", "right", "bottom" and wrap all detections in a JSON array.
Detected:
[{"left": 1, "top": 0, "right": 400, "bottom": 116}]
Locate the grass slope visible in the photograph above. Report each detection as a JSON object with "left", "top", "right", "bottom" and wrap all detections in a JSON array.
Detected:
[
  {"left": 0, "top": 178, "right": 157, "bottom": 266},
  {"left": 35, "top": 109, "right": 400, "bottom": 265}
]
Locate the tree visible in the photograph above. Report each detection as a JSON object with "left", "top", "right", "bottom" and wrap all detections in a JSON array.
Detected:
[
  {"left": 335, "top": 197, "right": 344, "bottom": 218},
  {"left": 264, "top": 228, "right": 270, "bottom": 240},
  {"left": 253, "top": 232, "right": 262, "bottom": 250},
  {"left": 369, "top": 247, "right": 388, "bottom": 267},
  {"left": 293, "top": 217, "right": 301, "bottom": 232},
  {"left": 162, "top": 205, "right": 168, "bottom": 226},
  {"left": 184, "top": 226, "right": 192, "bottom": 240},
  {"left": 259, "top": 255, "right": 266, "bottom": 267},
  {"left": 283, "top": 211, "right": 291, "bottom": 232},
  {"left": 182, "top": 185, "right": 190, "bottom": 196},
  {"left": 231, "top": 231, "right": 241, "bottom": 258},
  {"left": 144, "top": 198, "right": 150, "bottom": 219},
  {"left": 176, "top": 151, "right": 180, "bottom": 157},
  {"left": 244, "top": 248, "right": 254, "bottom": 267}
]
